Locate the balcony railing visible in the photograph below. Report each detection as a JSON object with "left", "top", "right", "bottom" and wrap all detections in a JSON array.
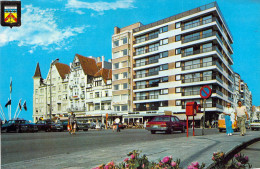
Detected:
[
  {"left": 182, "top": 90, "right": 200, "bottom": 96},
  {"left": 133, "top": 83, "right": 159, "bottom": 89},
  {"left": 182, "top": 75, "right": 215, "bottom": 83},
  {"left": 182, "top": 46, "right": 222, "bottom": 58},
  {"left": 228, "top": 97, "right": 233, "bottom": 102},
  {"left": 182, "top": 61, "right": 222, "bottom": 71},
  {"left": 182, "top": 31, "right": 220, "bottom": 44},
  {"left": 68, "top": 107, "right": 86, "bottom": 112},
  {"left": 134, "top": 95, "right": 159, "bottom": 100},
  {"left": 216, "top": 76, "right": 223, "bottom": 84},
  {"left": 228, "top": 85, "right": 234, "bottom": 92},
  {"left": 134, "top": 59, "right": 159, "bottom": 68},
  {"left": 134, "top": 46, "right": 159, "bottom": 56},
  {"left": 228, "top": 75, "right": 234, "bottom": 82},
  {"left": 213, "top": 89, "right": 223, "bottom": 97},
  {"left": 134, "top": 71, "right": 159, "bottom": 79},
  {"left": 133, "top": 107, "right": 159, "bottom": 111},
  {"left": 133, "top": 34, "right": 159, "bottom": 44},
  {"left": 181, "top": 17, "right": 217, "bottom": 30}
]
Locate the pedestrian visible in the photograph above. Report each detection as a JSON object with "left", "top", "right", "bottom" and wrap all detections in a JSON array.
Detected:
[
  {"left": 235, "top": 101, "right": 249, "bottom": 136},
  {"left": 115, "top": 118, "right": 120, "bottom": 132},
  {"left": 223, "top": 103, "right": 234, "bottom": 136},
  {"left": 68, "top": 112, "right": 76, "bottom": 134}
]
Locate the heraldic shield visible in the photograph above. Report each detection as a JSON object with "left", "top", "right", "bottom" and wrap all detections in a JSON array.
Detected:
[{"left": 1, "top": 1, "right": 21, "bottom": 28}]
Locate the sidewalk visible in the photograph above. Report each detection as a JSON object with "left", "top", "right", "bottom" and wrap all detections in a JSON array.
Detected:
[{"left": 2, "top": 130, "right": 260, "bottom": 169}]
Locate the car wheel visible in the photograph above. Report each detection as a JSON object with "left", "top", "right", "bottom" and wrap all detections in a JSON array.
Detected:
[
  {"left": 219, "top": 129, "right": 222, "bottom": 132},
  {"left": 151, "top": 130, "right": 156, "bottom": 134},
  {"left": 16, "top": 127, "right": 20, "bottom": 133}
]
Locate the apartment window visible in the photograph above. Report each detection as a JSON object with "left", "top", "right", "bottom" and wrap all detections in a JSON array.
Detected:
[
  {"left": 176, "top": 87, "right": 181, "bottom": 93},
  {"left": 202, "top": 43, "right": 212, "bottom": 52},
  {"left": 148, "top": 67, "right": 159, "bottom": 76},
  {"left": 161, "top": 89, "right": 168, "bottom": 95},
  {"left": 90, "top": 93, "right": 93, "bottom": 99},
  {"left": 122, "top": 37, "right": 128, "bottom": 44},
  {"left": 95, "top": 92, "right": 100, "bottom": 98},
  {"left": 202, "top": 29, "right": 212, "bottom": 38},
  {"left": 176, "top": 100, "right": 181, "bottom": 106},
  {"left": 113, "top": 51, "right": 120, "bottom": 58},
  {"left": 123, "top": 72, "right": 128, "bottom": 79},
  {"left": 149, "top": 31, "right": 159, "bottom": 39},
  {"left": 149, "top": 55, "right": 159, "bottom": 64},
  {"left": 136, "top": 35, "right": 146, "bottom": 43},
  {"left": 161, "top": 38, "right": 168, "bottom": 45},
  {"left": 175, "top": 48, "right": 181, "bottom": 55},
  {"left": 122, "top": 61, "right": 128, "bottom": 67},
  {"left": 175, "top": 22, "right": 181, "bottom": 29},
  {"left": 114, "top": 106, "right": 120, "bottom": 111},
  {"left": 114, "top": 74, "right": 119, "bottom": 80},
  {"left": 121, "top": 105, "right": 128, "bottom": 111},
  {"left": 160, "top": 26, "right": 168, "bottom": 33},
  {"left": 175, "top": 62, "right": 181, "bottom": 68},
  {"left": 136, "top": 47, "right": 145, "bottom": 55},
  {"left": 203, "top": 15, "right": 212, "bottom": 24},
  {"left": 114, "top": 63, "right": 119, "bottom": 69},
  {"left": 35, "top": 89, "right": 38, "bottom": 94},
  {"left": 184, "top": 47, "right": 193, "bottom": 56},
  {"left": 176, "top": 75, "right": 181, "bottom": 81},
  {"left": 114, "top": 84, "right": 119, "bottom": 90},
  {"left": 105, "top": 91, "right": 109, "bottom": 97},
  {"left": 113, "top": 40, "right": 119, "bottom": 47},
  {"left": 161, "top": 76, "right": 168, "bottom": 82},
  {"left": 160, "top": 51, "right": 168, "bottom": 58},
  {"left": 161, "top": 101, "right": 168, "bottom": 107},
  {"left": 122, "top": 49, "right": 128, "bottom": 56},
  {"left": 149, "top": 43, "right": 159, "bottom": 52},
  {"left": 123, "top": 83, "right": 128, "bottom": 89},
  {"left": 95, "top": 80, "right": 102, "bottom": 86},
  {"left": 121, "top": 94, "right": 128, "bottom": 101},
  {"left": 161, "top": 64, "right": 168, "bottom": 70},
  {"left": 95, "top": 103, "right": 100, "bottom": 110},
  {"left": 149, "top": 79, "right": 160, "bottom": 87},
  {"left": 175, "top": 35, "right": 181, "bottom": 41},
  {"left": 184, "top": 19, "right": 200, "bottom": 29}
]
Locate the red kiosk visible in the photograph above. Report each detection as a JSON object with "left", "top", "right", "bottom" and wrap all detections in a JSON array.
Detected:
[{"left": 186, "top": 102, "right": 201, "bottom": 137}]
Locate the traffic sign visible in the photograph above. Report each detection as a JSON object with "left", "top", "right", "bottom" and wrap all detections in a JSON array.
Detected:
[{"left": 200, "top": 85, "right": 212, "bottom": 99}]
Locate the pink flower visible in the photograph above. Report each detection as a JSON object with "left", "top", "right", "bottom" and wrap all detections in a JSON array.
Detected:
[
  {"left": 130, "top": 154, "right": 135, "bottom": 159},
  {"left": 187, "top": 165, "right": 194, "bottom": 169},
  {"left": 126, "top": 164, "right": 129, "bottom": 167},
  {"left": 142, "top": 164, "right": 145, "bottom": 168},
  {"left": 124, "top": 158, "right": 129, "bottom": 162},
  {"left": 104, "top": 165, "right": 109, "bottom": 169},
  {"left": 245, "top": 156, "right": 249, "bottom": 161},
  {"left": 171, "top": 161, "right": 177, "bottom": 167},
  {"left": 162, "top": 156, "right": 170, "bottom": 163},
  {"left": 110, "top": 161, "right": 114, "bottom": 166},
  {"left": 212, "top": 156, "right": 215, "bottom": 161},
  {"left": 237, "top": 162, "right": 241, "bottom": 167},
  {"left": 192, "top": 161, "right": 199, "bottom": 167}
]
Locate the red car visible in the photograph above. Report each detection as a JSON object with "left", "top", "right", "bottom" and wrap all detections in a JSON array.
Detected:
[{"left": 145, "top": 115, "right": 186, "bottom": 134}]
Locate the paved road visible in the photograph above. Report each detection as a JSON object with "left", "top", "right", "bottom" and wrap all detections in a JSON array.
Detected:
[
  {"left": 1, "top": 128, "right": 218, "bottom": 165},
  {"left": 239, "top": 141, "right": 260, "bottom": 168}
]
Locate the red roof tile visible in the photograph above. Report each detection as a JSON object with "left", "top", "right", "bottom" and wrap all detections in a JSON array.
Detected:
[
  {"left": 94, "top": 68, "right": 112, "bottom": 83},
  {"left": 97, "top": 62, "right": 102, "bottom": 69},
  {"left": 55, "top": 62, "right": 70, "bottom": 79},
  {"left": 33, "top": 62, "right": 42, "bottom": 78},
  {"left": 76, "top": 54, "right": 99, "bottom": 76}
]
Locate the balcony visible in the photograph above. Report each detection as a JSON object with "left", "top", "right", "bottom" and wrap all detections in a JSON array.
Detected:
[
  {"left": 182, "top": 61, "right": 222, "bottom": 71},
  {"left": 133, "top": 83, "right": 159, "bottom": 90},
  {"left": 228, "top": 97, "right": 233, "bottom": 102},
  {"left": 181, "top": 17, "right": 219, "bottom": 31},
  {"left": 182, "top": 31, "right": 221, "bottom": 44},
  {"left": 80, "top": 83, "right": 85, "bottom": 87},
  {"left": 80, "top": 94, "right": 85, "bottom": 99},
  {"left": 182, "top": 75, "right": 215, "bottom": 83},
  {"left": 213, "top": 89, "right": 223, "bottom": 97},
  {"left": 133, "top": 107, "right": 159, "bottom": 111},
  {"left": 216, "top": 76, "right": 223, "bottom": 84},
  {"left": 133, "top": 34, "right": 159, "bottom": 44},
  {"left": 134, "top": 46, "right": 159, "bottom": 56},
  {"left": 134, "top": 95, "right": 159, "bottom": 101},
  {"left": 68, "top": 107, "right": 86, "bottom": 112},
  {"left": 182, "top": 90, "right": 200, "bottom": 96},
  {"left": 182, "top": 46, "right": 223, "bottom": 58},
  {"left": 228, "top": 85, "right": 234, "bottom": 92},
  {"left": 228, "top": 74, "right": 234, "bottom": 82},
  {"left": 134, "top": 59, "right": 159, "bottom": 68},
  {"left": 134, "top": 71, "right": 159, "bottom": 79}
]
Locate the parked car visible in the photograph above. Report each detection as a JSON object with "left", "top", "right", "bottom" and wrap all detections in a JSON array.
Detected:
[
  {"left": 112, "top": 123, "right": 126, "bottom": 130},
  {"left": 245, "top": 120, "right": 251, "bottom": 129},
  {"left": 77, "top": 122, "right": 89, "bottom": 131},
  {"left": 218, "top": 114, "right": 238, "bottom": 132},
  {"left": 250, "top": 120, "right": 260, "bottom": 131},
  {"left": 35, "top": 120, "right": 63, "bottom": 132},
  {"left": 145, "top": 115, "right": 186, "bottom": 134},
  {"left": 1, "top": 119, "right": 38, "bottom": 133}
]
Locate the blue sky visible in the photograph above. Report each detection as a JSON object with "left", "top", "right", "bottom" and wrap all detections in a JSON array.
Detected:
[{"left": 0, "top": 0, "right": 259, "bottom": 121}]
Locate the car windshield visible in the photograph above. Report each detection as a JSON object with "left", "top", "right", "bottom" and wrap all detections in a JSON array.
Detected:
[
  {"left": 152, "top": 117, "right": 170, "bottom": 122},
  {"left": 7, "top": 120, "right": 15, "bottom": 124},
  {"left": 253, "top": 120, "right": 260, "bottom": 123}
]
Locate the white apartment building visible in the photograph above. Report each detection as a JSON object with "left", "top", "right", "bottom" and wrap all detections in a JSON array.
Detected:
[
  {"left": 113, "top": 2, "right": 235, "bottom": 124},
  {"left": 68, "top": 54, "right": 112, "bottom": 123},
  {"left": 33, "top": 62, "right": 70, "bottom": 122}
]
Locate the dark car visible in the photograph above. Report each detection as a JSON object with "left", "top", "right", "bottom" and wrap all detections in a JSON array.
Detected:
[
  {"left": 1, "top": 120, "right": 38, "bottom": 133},
  {"left": 145, "top": 115, "right": 186, "bottom": 134},
  {"left": 35, "top": 120, "right": 63, "bottom": 132},
  {"left": 62, "top": 121, "right": 89, "bottom": 131}
]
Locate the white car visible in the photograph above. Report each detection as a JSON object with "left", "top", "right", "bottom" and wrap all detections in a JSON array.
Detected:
[{"left": 250, "top": 120, "right": 260, "bottom": 131}]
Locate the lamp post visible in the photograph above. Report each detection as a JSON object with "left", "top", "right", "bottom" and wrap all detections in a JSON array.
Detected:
[{"left": 49, "top": 58, "right": 59, "bottom": 121}]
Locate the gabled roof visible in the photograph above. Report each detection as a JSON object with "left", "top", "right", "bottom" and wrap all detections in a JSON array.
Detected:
[
  {"left": 33, "top": 62, "right": 42, "bottom": 78},
  {"left": 94, "top": 68, "right": 112, "bottom": 83},
  {"left": 76, "top": 54, "right": 99, "bottom": 76},
  {"left": 97, "top": 62, "right": 102, "bottom": 69},
  {"left": 55, "top": 63, "right": 70, "bottom": 79}
]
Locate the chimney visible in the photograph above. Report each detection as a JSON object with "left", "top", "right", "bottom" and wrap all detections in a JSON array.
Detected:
[
  {"left": 97, "top": 57, "right": 101, "bottom": 62},
  {"left": 102, "top": 56, "right": 105, "bottom": 62},
  {"left": 114, "top": 26, "right": 120, "bottom": 34}
]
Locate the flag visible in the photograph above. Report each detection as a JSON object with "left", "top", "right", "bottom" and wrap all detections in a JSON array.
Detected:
[
  {"left": 23, "top": 101, "right": 27, "bottom": 111},
  {"left": 5, "top": 99, "right": 11, "bottom": 107},
  {"left": 10, "top": 80, "right": 12, "bottom": 93},
  {"left": 19, "top": 99, "right": 22, "bottom": 110}
]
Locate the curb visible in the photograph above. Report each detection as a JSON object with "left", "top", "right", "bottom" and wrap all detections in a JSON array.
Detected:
[{"left": 207, "top": 136, "right": 260, "bottom": 169}]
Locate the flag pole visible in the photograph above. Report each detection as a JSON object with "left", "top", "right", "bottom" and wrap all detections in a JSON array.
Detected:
[
  {"left": 13, "top": 99, "right": 21, "bottom": 119},
  {"left": 16, "top": 109, "right": 22, "bottom": 119},
  {"left": 10, "top": 77, "right": 12, "bottom": 120}
]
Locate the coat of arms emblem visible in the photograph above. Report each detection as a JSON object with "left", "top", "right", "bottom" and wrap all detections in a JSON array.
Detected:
[{"left": 1, "top": 1, "right": 21, "bottom": 28}]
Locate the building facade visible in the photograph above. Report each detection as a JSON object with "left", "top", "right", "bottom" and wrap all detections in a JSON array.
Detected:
[
  {"left": 112, "top": 2, "right": 235, "bottom": 124},
  {"left": 33, "top": 62, "right": 70, "bottom": 122}
]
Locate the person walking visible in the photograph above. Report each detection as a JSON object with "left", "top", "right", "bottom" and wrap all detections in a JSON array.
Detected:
[
  {"left": 115, "top": 118, "right": 120, "bottom": 132},
  {"left": 223, "top": 103, "right": 234, "bottom": 136},
  {"left": 235, "top": 101, "right": 249, "bottom": 136},
  {"left": 68, "top": 112, "right": 76, "bottom": 134}
]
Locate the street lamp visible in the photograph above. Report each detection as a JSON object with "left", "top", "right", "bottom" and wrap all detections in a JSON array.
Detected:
[{"left": 49, "top": 58, "right": 59, "bottom": 121}]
